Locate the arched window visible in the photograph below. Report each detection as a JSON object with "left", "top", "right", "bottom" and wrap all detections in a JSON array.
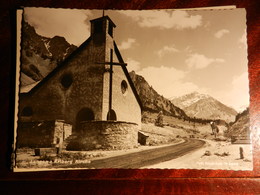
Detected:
[
  {"left": 76, "top": 108, "right": 95, "bottom": 130},
  {"left": 107, "top": 109, "right": 117, "bottom": 121},
  {"left": 60, "top": 73, "right": 73, "bottom": 89},
  {"left": 21, "top": 106, "right": 33, "bottom": 117}
]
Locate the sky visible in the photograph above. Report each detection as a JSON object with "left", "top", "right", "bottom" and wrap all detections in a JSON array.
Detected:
[{"left": 23, "top": 7, "right": 249, "bottom": 112}]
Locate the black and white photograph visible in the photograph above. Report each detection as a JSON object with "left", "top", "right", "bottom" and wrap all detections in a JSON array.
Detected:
[{"left": 14, "top": 7, "right": 252, "bottom": 171}]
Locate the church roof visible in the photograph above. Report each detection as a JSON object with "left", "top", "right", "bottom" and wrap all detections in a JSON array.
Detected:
[
  {"left": 90, "top": 15, "right": 116, "bottom": 28},
  {"left": 21, "top": 16, "right": 143, "bottom": 110},
  {"left": 113, "top": 41, "right": 143, "bottom": 110}
]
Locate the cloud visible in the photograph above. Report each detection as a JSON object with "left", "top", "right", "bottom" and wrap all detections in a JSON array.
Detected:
[
  {"left": 203, "top": 21, "right": 211, "bottom": 28},
  {"left": 118, "top": 38, "right": 136, "bottom": 50},
  {"left": 184, "top": 46, "right": 193, "bottom": 53},
  {"left": 239, "top": 30, "right": 247, "bottom": 48},
  {"left": 137, "top": 66, "right": 200, "bottom": 98},
  {"left": 24, "top": 7, "right": 92, "bottom": 46},
  {"left": 214, "top": 29, "right": 230, "bottom": 38},
  {"left": 167, "top": 81, "right": 201, "bottom": 98},
  {"left": 185, "top": 53, "right": 225, "bottom": 69},
  {"left": 126, "top": 58, "right": 141, "bottom": 72},
  {"left": 119, "top": 10, "right": 202, "bottom": 29},
  {"left": 220, "top": 72, "right": 249, "bottom": 111},
  {"left": 157, "top": 45, "right": 179, "bottom": 58},
  {"left": 230, "top": 72, "right": 249, "bottom": 111}
]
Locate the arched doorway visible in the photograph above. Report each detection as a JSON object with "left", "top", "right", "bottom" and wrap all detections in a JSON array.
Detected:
[
  {"left": 21, "top": 106, "right": 33, "bottom": 117},
  {"left": 76, "top": 108, "right": 95, "bottom": 131},
  {"left": 107, "top": 109, "right": 117, "bottom": 121}
]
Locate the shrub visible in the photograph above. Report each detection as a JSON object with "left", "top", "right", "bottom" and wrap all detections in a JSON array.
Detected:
[
  {"left": 57, "top": 152, "right": 89, "bottom": 161},
  {"left": 155, "top": 111, "right": 164, "bottom": 127},
  {"left": 39, "top": 154, "right": 55, "bottom": 162}
]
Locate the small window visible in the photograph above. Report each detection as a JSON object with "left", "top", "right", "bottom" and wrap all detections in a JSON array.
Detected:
[
  {"left": 94, "top": 20, "right": 103, "bottom": 34},
  {"left": 61, "top": 73, "right": 73, "bottom": 89},
  {"left": 21, "top": 106, "right": 33, "bottom": 116},
  {"left": 107, "top": 109, "right": 117, "bottom": 121},
  {"left": 108, "top": 21, "right": 113, "bottom": 37},
  {"left": 121, "top": 80, "right": 128, "bottom": 95}
]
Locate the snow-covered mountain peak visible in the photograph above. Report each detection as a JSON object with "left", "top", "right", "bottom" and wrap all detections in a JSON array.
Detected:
[
  {"left": 171, "top": 91, "right": 237, "bottom": 122},
  {"left": 172, "top": 91, "right": 211, "bottom": 108}
]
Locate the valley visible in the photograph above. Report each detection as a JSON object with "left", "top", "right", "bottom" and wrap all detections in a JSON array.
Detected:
[
  {"left": 16, "top": 117, "right": 252, "bottom": 170},
  {"left": 16, "top": 21, "right": 251, "bottom": 171}
]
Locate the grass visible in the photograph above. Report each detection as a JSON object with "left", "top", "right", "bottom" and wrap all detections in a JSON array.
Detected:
[{"left": 144, "top": 111, "right": 207, "bottom": 131}]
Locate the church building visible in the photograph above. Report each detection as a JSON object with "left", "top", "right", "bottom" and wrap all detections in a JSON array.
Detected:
[{"left": 18, "top": 15, "right": 142, "bottom": 150}]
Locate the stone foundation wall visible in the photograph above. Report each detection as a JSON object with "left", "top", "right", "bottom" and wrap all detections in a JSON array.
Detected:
[
  {"left": 67, "top": 121, "right": 138, "bottom": 150},
  {"left": 17, "top": 120, "right": 72, "bottom": 148}
]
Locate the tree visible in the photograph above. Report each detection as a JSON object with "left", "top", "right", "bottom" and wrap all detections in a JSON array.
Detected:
[
  {"left": 141, "top": 112, "right": 149, "bottom": 123},
  {"left": 155, "top": 111, "right": 164, "bottom": 127},
  {"left": 210, "top": 121, "right": 219, "bottom": 138}
]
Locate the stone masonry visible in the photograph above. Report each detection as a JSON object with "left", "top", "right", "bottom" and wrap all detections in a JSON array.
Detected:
[
  {"left": 17, "top": 120, "right": 72, "bottom": 148},
  {"left": 67, "top": 121, "right": 138, "bottom": 150}
]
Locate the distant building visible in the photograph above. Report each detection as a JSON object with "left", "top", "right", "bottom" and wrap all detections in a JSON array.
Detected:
[{"left": 18, "top": 16, "right": 142, "bottom": 150}]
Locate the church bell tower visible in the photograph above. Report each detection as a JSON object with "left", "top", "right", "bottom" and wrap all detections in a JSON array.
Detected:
[
  {"left": 90, "top": 16, "right": 116, "bottom": 46},
  {"left": 90, "top": 16, "right": 116, "bottom": 36},
  {"left": 90, "top": 16, "right": 118, "bottom": 120}
]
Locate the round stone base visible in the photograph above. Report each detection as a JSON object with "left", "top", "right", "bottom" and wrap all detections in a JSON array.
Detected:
[{"left": 67, "top": 121, "right": 138, "bottom": 151}]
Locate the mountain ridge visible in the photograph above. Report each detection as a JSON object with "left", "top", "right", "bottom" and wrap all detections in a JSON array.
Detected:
[
  {"left": 171, "top": 91, "right": 237, "bottom": 122},
  {"left": 225, "top": 108, "right": 250, "bottom": 137},
  {"left": 21, "top": 21, "right": 77, "bottom": 86},
  {"left": 129, "top": 71, "right": 188, "bottom": 119}
]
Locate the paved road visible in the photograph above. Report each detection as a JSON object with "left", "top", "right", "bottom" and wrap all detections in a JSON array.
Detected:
[{"left": 61, "top": 139, "right": 205, "bottom": 169}]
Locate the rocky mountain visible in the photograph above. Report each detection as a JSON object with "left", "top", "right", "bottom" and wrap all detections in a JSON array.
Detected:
[
  {"left": 171, "top": 92, "right": 237, "bottom": 122},
  {"left": 129, "top": 71, "right": 188, "bottom": 119},
  {"left": 225, "top": 108, "right": 250, "bottom": 137},
  {"left": 20, "top": 21, "right": 77, "bottom": 86}
]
